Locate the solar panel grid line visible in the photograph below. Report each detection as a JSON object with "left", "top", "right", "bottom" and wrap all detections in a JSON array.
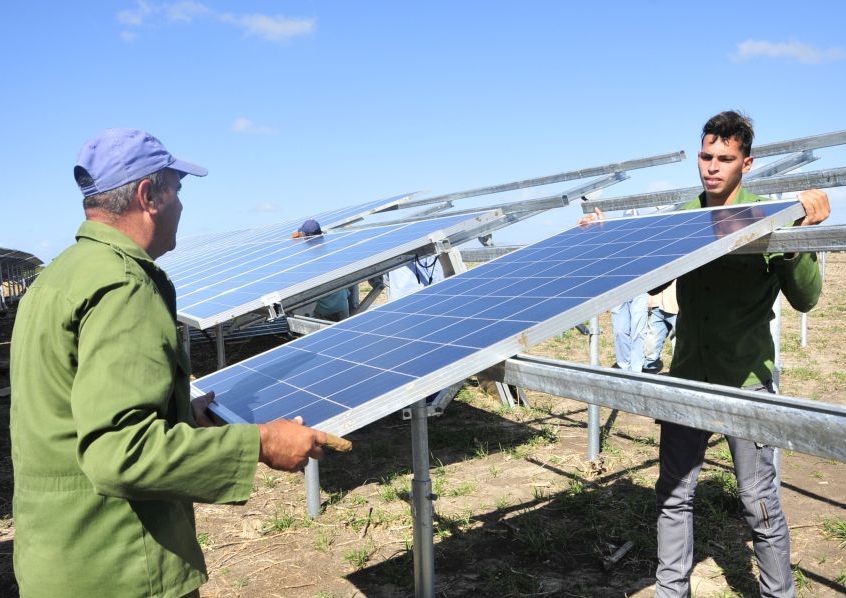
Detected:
[
  {"left": 198, "top": 200, "right": 805, "bottom": 435},
  {"left": 176, "top": 210, "right": 505, "bottom": 329}
]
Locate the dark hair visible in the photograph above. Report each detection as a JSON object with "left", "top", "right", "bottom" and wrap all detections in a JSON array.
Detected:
[
  {"left": 81, "top": 168, "right": 172, "bottom": 214},
  {"left": 701, "top": 110, "right": 754, "bottom": 157}
]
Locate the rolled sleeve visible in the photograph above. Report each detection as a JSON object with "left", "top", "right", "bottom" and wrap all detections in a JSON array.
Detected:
[{"left": 72, "top": 273, "right": 259, "bottom": 503}]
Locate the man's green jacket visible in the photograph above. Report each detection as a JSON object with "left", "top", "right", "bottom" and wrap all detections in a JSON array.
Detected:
[
  {"left": 670, "top": 188, "right": 822, "bottom": 387},
  {"left": 11, "top": 221, "right": 260, "bottom": 597}
]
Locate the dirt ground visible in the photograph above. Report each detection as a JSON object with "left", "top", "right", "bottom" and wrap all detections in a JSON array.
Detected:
[{"left": 0, "top": 255, "right": 845, "bottom": 597}]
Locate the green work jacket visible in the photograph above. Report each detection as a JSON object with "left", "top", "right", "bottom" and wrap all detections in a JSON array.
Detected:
[
  {"left": 10, "top": 221, "right": 260, "bottom": 597},
  {"left": 669, "top": 188, "right": 822, "bottom": 387}
]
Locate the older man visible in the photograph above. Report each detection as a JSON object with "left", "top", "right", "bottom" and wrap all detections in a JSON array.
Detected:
[{"left": 11, "top": 129, "right": 328, "bottom": 597}]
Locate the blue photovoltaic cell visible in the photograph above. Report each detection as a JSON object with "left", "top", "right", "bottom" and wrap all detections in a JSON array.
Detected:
[
  {"left": 199, "top": 200, "right": 804, "bottom": 432},
  {"left": 163, "top": 209, "right": 494, "bottom": 328}
]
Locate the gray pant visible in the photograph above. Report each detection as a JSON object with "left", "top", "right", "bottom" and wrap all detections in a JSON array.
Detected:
[{"left": 655, "top": 383, "right": 795, "bottom": 597}]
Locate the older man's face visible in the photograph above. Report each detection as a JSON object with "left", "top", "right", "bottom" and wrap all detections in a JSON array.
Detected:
[{"left": 149, "top": 169, "right": 183, "bottom": 259}]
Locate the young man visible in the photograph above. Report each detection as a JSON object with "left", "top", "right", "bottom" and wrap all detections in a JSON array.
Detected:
[
  {"left": 11, "top": 129, "right": 329, "bottom": 597},
  {"left": 581, "top": 111, "right": 830, "bottom": 596}
]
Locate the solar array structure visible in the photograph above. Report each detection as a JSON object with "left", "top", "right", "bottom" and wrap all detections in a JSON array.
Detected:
[
  {"left": 166, "top": 129, "right": 846, "bottom": 597},
  {"left": 198, "top": 200, "right": 804, "bottom": 431}
]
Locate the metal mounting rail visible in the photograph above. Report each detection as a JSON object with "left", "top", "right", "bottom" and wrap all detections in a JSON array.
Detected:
[
  {"left": 484, "top": 355, "right": 846, "bottom": 462},
  {"left": 745, "top": 151, "right": 818, "bottom": 180},
  {"left": 389, "top": 151, "right": 685, "bottom": 211},
  {"left": 734, "top": 224, "right": 846, "bottom": 254},
  {"left": 581, "top": 166, "right": 846, "bottom": 213},
  {"left": 751, "top": 129, "right": 846, "bottom": 158},
  {"left": 345, "top": 173, "right": 629, "bottom": 229}
]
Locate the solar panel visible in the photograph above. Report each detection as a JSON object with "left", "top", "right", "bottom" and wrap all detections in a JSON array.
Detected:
[
  {"left": 164, "top": 192, "right": 416, "bottom": 265},
  {"left": 166, "top": 210, "right": 504, "bottom": 329},
  {"left": 196, "top": 200, "right": 805, "bottom": 434}
]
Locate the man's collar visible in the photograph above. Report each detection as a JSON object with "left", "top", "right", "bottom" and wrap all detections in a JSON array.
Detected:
[
  {"left": 697, "top": 186, "right": 757, "bottom": 208},
  {"left": 75, "top": 220, "right": 155, "bottom": 265}
]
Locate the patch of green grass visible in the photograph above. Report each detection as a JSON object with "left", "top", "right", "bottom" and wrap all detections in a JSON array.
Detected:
[
  {"left": 262, "top": 509, "right": 297, "bottom": 534},
  {"left": 323, "top": 489, "right": 348, "bottom": 507},
  {"left": 314, "top": 530, "right": 335, "bottom": 552},
  {"left": 348, "top": 494, "right": 368, "bottom": 506},
  {"left": 196, "top": 532, "right": 209, "bottom": 547},
  {"left": 488, "top": 463, "right": 500, "bottom": 478},
  {"left": 260, "top": 473, "right": 279, "bottom": 488},
  {"left": 313, "top": 592, "right": 335, "bottom": 598},
  {"left": 233, "top": 576, "right": 250, "bottom": 589},
  {"left": 784, "top": 366, "right": 821, "bottom": 382},
  {"left": 531, "top": 485, "right": 547, "bottom": 500},
  {"left": 710, "top": 440, "right": 733, "bottom": 463},
  {"left": 631, "top": 434, "right": 658, "bottom": 447},
  {"left": 835, "top": 570, "right": 846, "bottom": 586},
  {"left": 793, "top": 565, "right": 811, "bottom": 594},
  {"left": 378, "top": 471, "right": 410, "bottom": 502},
  {"left": 495, "top": 495, "right": 512, "bottom": 509},
  {"left": 821, "top": 516, "right": 846, "bottom": 548},
  {"left": 473, "top": 439, "right": 489, "bottom": 459},
  {"left": 568, "top": 478, "right": 585, "bottom": 495},
  {"left": 343, "top": 544, "right": 373, "bottom": 570},
  {"left": 447, "top": 481, "right": 476, "bottom": 497}
]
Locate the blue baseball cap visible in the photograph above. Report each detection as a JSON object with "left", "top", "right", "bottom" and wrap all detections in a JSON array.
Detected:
[
  {"left": 298, "top": 219, "right": 323, "bottom": 236},
  {"left": 74, "top": 128, "right": 207, "bottom": 197}
]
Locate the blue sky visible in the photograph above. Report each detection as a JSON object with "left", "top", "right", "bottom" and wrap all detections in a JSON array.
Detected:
[{"left": 2, "top": 1, "right": 845, "bottom": 261}]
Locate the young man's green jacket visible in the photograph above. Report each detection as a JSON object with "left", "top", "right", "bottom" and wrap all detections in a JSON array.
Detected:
[
  {"left": 669, "top": 188, "right": 822, "bottom": 387},
  {"left": 11, "top": 221, "right": 260, "bottom": 597}
]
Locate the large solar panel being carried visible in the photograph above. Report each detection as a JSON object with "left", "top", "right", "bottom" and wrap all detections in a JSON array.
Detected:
[
  {"left": 164, "top": 210, "right": 502, "bottom": 329},
  {"left": 195, "top": 200, "right": 804, "bottom": 433}
]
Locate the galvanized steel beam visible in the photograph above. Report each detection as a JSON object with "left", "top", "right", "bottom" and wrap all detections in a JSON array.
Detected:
[
  {"left": 485, "top": 355, "right": 846, "bottom": 462},
  {"left": 392, "top": 151, "right": 685, "bottom": 210}
]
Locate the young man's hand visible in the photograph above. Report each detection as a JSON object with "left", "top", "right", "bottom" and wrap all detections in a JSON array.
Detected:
[
  {"left": 257, "top": 417, "right": 328, "bottom": 471},
  {"left": 578, "top": 207, "right": 606, "bottom": 227},
  {"left": 797, "top": 189, "right": 831, "bottom": 226}
]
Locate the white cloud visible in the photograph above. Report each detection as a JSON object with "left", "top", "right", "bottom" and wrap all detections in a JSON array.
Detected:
[
  {"left": 252, "top": 202, "right": 281, "bottom": 213},
  {"left": 731, "top": 39, "right": 845, "bottom": 64},
  {"left": 117, "top": 0, "right": 154, "bottom": 26},
  {"left": 219, "top": 13, "right": 316, "bottom": 42},
  {"left": 165, "top": 1, "right": 210, "bottom": 23},
  {"left": 116, "top": 1, "right": 315, "bottom": 43},
  {"left": 231, "top": 117, "right": 278, "bottom": 135}
]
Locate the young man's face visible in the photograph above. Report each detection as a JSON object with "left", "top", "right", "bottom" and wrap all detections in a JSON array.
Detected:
[{"left": 697, "top": 134, "right": 753, "bottom": 205}]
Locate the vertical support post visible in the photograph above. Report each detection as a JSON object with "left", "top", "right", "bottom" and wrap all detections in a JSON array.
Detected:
[
  {"left": 800, "top": 312, "right": 808, "bottom": 348},
  {"left": 587, "top": 316, "right": 601, "bottom": 461},
  {"left": 411, "top": 398, "right": 435, "bottom": 598},
  {"left": 305, "top": 458, "right": 321, "bottom": 518},
  {"left": 215, "top": 323, "right": 226, "bottom": 370},
  {"left": 770, "top": 295, "right": 783, "bottom": 489},
  {"left": 437, "top": 247, "right": 467, "bottom": 277}
]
